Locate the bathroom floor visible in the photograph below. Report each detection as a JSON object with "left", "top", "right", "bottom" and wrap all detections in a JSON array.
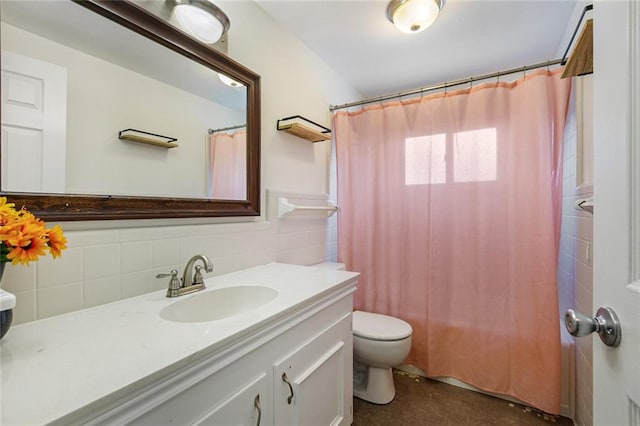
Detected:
[{"left": 352, "top": 370, "right": 574, "bottom": 426}]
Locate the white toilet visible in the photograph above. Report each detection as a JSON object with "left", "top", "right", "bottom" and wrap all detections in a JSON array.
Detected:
[
  {"left": 310, "top": 262, "right": 413, "bottom": 405},
  {"left": 352, "top": 310, "right": 412, "bottom": 404}
]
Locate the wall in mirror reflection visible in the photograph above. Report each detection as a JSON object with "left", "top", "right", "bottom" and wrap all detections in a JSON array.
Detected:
[{"left": 1, "top": 11, "right": 247, "bottom": 201}]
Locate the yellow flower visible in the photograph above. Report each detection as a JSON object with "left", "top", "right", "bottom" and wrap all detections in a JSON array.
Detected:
[
  {"left": 0, "top": 197, "right": 18, "bottom": 226},
  {"left": 0, "top": 197, "right": 66, "bottom": 266},
  {"left": 0, "top": 221, "right": 22, "bottom": 243},
  {"left": 6, "top": 234, "right": 48, "bottom": 265},
  {"left": 46, "top": 225, "right": 67, "bottom": 259},
  {"left": 0, "top": 197, "right": 15, "bottom": 211}
]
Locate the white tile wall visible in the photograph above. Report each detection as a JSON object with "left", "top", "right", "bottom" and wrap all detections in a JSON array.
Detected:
[
  {"left": 1, "top": 193, "right": 333, "bottom": 324},
  {"left": 557, "top": 79, "right": 593, "bottom": 426},
  {"left": 268, "top": 190, "right": 335, "bottom": 266}
]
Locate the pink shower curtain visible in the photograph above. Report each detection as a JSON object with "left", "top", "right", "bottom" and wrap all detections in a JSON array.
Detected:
[
  {"left": 334, "top": 69, "right": 571, "bottom": 414},
  {"left": 209, "top": 130, "right": 247, "bottom": 200}
]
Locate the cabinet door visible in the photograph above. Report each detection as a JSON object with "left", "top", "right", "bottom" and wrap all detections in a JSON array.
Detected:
[
  {"left": 194, "top": 373, "right": 268, "bottom": 426},
  {"left": 273, "top": 314, "right": 352, "bottom": 426}
]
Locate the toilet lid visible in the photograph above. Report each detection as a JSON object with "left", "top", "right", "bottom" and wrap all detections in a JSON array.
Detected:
[{"left": 352, "top": 310, "right": 412, "bottom": 341}]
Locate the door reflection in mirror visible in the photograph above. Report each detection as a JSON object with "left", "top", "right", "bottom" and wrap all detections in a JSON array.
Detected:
[{"left": 1, "top": 51, "right": 67, "bottom": 193}]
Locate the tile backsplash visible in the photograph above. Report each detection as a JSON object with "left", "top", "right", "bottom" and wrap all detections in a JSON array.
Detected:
[{"left": 1, "top": 191, "right": 335, "bottom": 325}]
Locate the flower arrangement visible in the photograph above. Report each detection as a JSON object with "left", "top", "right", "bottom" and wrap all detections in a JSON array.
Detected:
[{"left": 0, "top": 197, "right": 67, "bottom": 266}]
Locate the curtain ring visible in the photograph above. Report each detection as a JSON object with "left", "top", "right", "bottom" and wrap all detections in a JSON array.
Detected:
[
  {"left": 522, "top": 66, "right": 527, "bottom": 77},
  {"left": 469, "top": 77, "right": 474, "bottom": 88}
]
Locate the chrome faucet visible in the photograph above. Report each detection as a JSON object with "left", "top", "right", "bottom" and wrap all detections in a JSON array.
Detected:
[
  {"left": 156, "top": 254, "right": 214, "bottom": 298},
  {"left": 182, "top": 254, "right": 214, "bottom": 288}
]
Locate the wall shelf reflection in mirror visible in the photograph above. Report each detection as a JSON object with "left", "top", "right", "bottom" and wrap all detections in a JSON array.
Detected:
[{"left": 118, "top": 129, "right": 178, "bottom": 148}]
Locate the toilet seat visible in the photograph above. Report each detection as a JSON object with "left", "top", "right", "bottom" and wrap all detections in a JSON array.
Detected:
[{"left": 353, "top": 310, "right": 412, "bottom": 341}]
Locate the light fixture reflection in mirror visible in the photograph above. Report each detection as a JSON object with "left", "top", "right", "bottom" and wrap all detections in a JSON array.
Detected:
[
  {"left": 167, "top": 0, "right": 230, "bottom": 44},
  {"left": 218, "top": 73, "right": 243, "bottom": 87}
]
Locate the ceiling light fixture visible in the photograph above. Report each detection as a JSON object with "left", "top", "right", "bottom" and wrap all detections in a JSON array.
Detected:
[
  {"left": 387, "top": 0, "right": 445, "bottom": 34},
  {"left": 166, "top": 0, "right": 230, "bottom": 44}
]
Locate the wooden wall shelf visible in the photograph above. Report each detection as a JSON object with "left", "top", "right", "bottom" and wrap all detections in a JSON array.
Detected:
[
  {"left": 118, "top": 129, "right": 178, "bottom": 148},
  {"left": 562, "top": 19, "right": 593, "bottom": 78},
  {"left": 560, "top": 5, "right": 593, "bottom": 79},
  {"left": 277, "top": 115, "right": 331, "bottom": 143}
]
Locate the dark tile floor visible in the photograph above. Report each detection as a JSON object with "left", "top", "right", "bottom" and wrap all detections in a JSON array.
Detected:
[{"left": 352, "top": 370, "right": 574, "bottom": 426}]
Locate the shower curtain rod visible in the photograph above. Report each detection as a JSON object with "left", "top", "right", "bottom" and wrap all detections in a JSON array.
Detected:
[
  {"left": 207, "top": 124, "right": 246, "bottom": 134},
  {"left": 329, "top": 58, "right": 563, "bottom": 112}
]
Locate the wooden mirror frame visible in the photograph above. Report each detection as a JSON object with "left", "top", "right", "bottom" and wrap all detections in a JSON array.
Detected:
[{"left": 0, "top": 0, "right": 260, "bottom": 221}]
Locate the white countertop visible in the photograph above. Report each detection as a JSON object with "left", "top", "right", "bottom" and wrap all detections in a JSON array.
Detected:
[{"left": 0, "top": 263, "right": 359, "bottom": 425}]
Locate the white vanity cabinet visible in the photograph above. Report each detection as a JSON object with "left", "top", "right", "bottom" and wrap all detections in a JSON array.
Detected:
[
  {"left": 85, "top": 287, "right": 354, "bottom": 426},
  {"left": 1, "top": 263, "right": 359, "bottom": 426}
]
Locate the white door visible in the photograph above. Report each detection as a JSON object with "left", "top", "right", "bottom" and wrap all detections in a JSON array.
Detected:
[
  {"left": 592, "top": 1, "right": 640, "bottom": 425},
  {"left": 1, "top": 51, "right": 66, "bottom": 192}
]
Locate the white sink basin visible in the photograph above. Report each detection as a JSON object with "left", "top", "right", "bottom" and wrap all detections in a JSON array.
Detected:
[{"left": 160, "top": 286, "right": 279, "bottom": 323}]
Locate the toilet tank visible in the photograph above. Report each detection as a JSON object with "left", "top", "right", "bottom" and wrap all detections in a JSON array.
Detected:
[{"left": 311, "top": 262, "right": 346, "bottom": 271}]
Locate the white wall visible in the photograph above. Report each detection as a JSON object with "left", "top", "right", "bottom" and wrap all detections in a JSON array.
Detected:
[
  {"left": 1, "top": 1, "right": 360, "bottom": 324},
  {"left": 219, "top": 1, "right": 353, "bottom": 200}
]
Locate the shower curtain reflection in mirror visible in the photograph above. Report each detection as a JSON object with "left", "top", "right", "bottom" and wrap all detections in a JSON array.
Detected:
[
  {"left": 334, "top": 69, "right": 571, "bottom": 415},
  {"left": 208, "top": 130, "right": 246, "bottom": 200}
]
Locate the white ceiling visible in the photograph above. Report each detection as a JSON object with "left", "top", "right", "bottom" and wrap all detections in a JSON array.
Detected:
[{"left": 256, "top": 0, "right": 580, "bottom": 100}]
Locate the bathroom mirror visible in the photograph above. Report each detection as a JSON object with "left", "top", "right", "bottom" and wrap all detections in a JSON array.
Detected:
[{"left": 0, "top": 0, "right": 260, "bottom": 220}]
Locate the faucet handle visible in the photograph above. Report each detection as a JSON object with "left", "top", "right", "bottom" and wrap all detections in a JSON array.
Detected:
[
  {"left": 156, "top": 269, "right": 181, "bottom": 291},
  {"left": 193, "top": 265, "right": 204, "bottom": 285}
]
